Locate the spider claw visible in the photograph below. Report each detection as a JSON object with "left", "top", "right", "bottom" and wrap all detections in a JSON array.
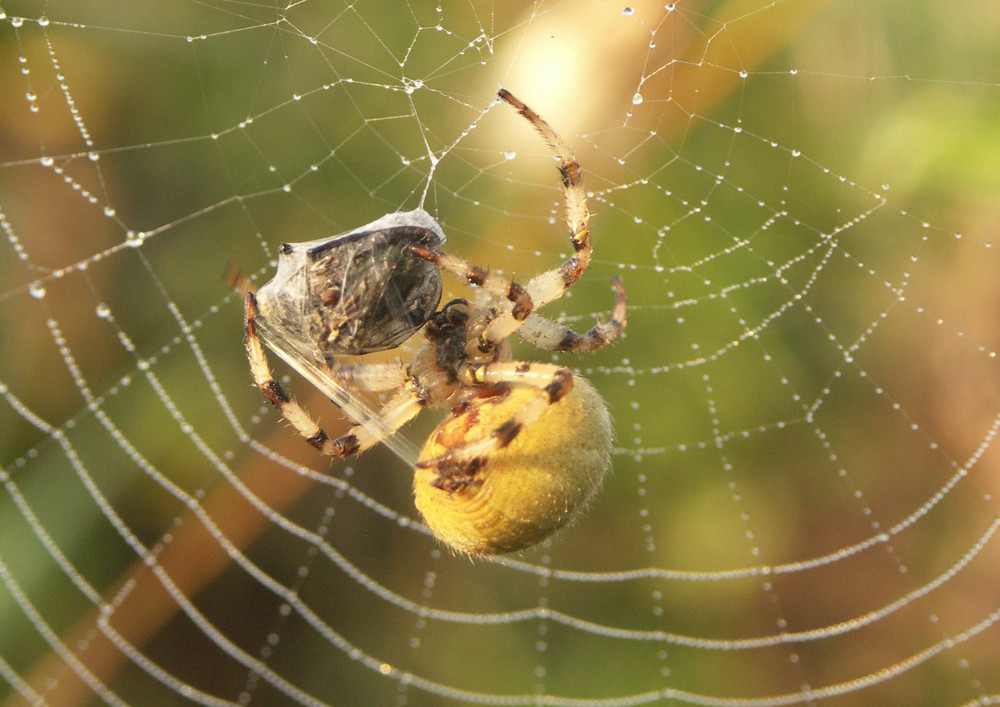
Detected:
[
  {"left": 497, "top": 88, "right": 526, "bottom": 113},
  {"left": 333, "top": 434, "right": 361, "bottom": 457},
  {"left": 417, "top": 453, "right": 482, "bottom": 473},
  {"left": 306, "top": 428, "right": 330, "bottom": 450},
  {"left": 431, "top": 471, "right": 484, "bottom": 494},
  {"left": 542, "top": 368, "right": 573, "bottom": 403},
  {"left": 260, "top": 379, "right": 291, "bottom": 407}
]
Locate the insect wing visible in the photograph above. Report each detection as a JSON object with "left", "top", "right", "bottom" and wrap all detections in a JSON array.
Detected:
[
  {"left": 246, "top": 209, "right": 448, "bottom": 467},
  {"left": 254, "top": 209, "right": 445, "bottom": 358},
  {"left": 255, "top": 323, "right": 421, "bottom": 467},
  {"left": 305, "top": 224, "right": 443, "bottom": 354}
]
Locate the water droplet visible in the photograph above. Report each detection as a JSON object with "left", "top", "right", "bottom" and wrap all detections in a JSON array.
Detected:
[
  {"left": 126, "top": 231, "right": 144, "bottom": 247},
  {"left": 621, "top": 6, "right": 635, "bottom": 16},
  {"left": 37, "top": 16, "right": 49, "bottom": 26},
  {"left": 503, "top": 151, "right": 516, "bottom": 160},
  {"left": 631, "top": 92, "right": 644, "bottom": 105},
  {"left": 739, "top": 69, "right": 748, "bottom": 79},
  {"left": 40, "top": 155, "right": 53, "bottom": 167},
  {"left": 96, "top": 303, "right": 111, "bottom": 319},
  {"left": 29, "top": 281, "right": 46, "bottom": 299}
]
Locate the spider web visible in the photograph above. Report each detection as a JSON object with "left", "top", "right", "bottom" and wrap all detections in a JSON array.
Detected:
[{"left": 2, "top": 1, "right": 999, "bottom": 705}]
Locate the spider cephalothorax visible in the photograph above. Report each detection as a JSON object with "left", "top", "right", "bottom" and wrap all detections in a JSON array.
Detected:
[{"left": 243, "top": 89, "right": 626, "bottom": 555}]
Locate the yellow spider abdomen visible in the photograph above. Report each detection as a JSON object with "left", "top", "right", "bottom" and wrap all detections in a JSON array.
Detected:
[{"left": 413, "top": 375, "right": 613, "bottom": 555}]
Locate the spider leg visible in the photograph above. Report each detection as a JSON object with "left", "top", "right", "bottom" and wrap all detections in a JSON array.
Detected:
[
  {"left": 416, "top": 362, "right": 574, "bottom": 486},
  {"left": 411, "top": 246, "right": 532, "bottom": 317},
  {"left": 412, "top": 245, "right": 534, "bottom": 348},
  {"left": 499, "top": 89, "right": 591, "bottom": 300},
  {"left": 245, "top": 293, "right": 422, "bottom": 457},
  {"left": 328, "top": 362, "right": 408, "bottom": 393},
  {"left": 519, "top": 276, "right": 627, "bottom": 352},
  {"left": 328, "top": 386, "right": 426, "bottom": 456}
]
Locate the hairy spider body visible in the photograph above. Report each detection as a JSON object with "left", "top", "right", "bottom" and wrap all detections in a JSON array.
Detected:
[
  {"left": 243, "top": 89, "right": 626, "bottom": 555},
  {"left": 414, "top": 378, "right": 612, "bottom": 555}
]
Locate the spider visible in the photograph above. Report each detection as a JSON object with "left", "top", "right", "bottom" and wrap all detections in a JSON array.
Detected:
[{"left": 243, "top": 88, "right": 626, "bottom": 554}]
